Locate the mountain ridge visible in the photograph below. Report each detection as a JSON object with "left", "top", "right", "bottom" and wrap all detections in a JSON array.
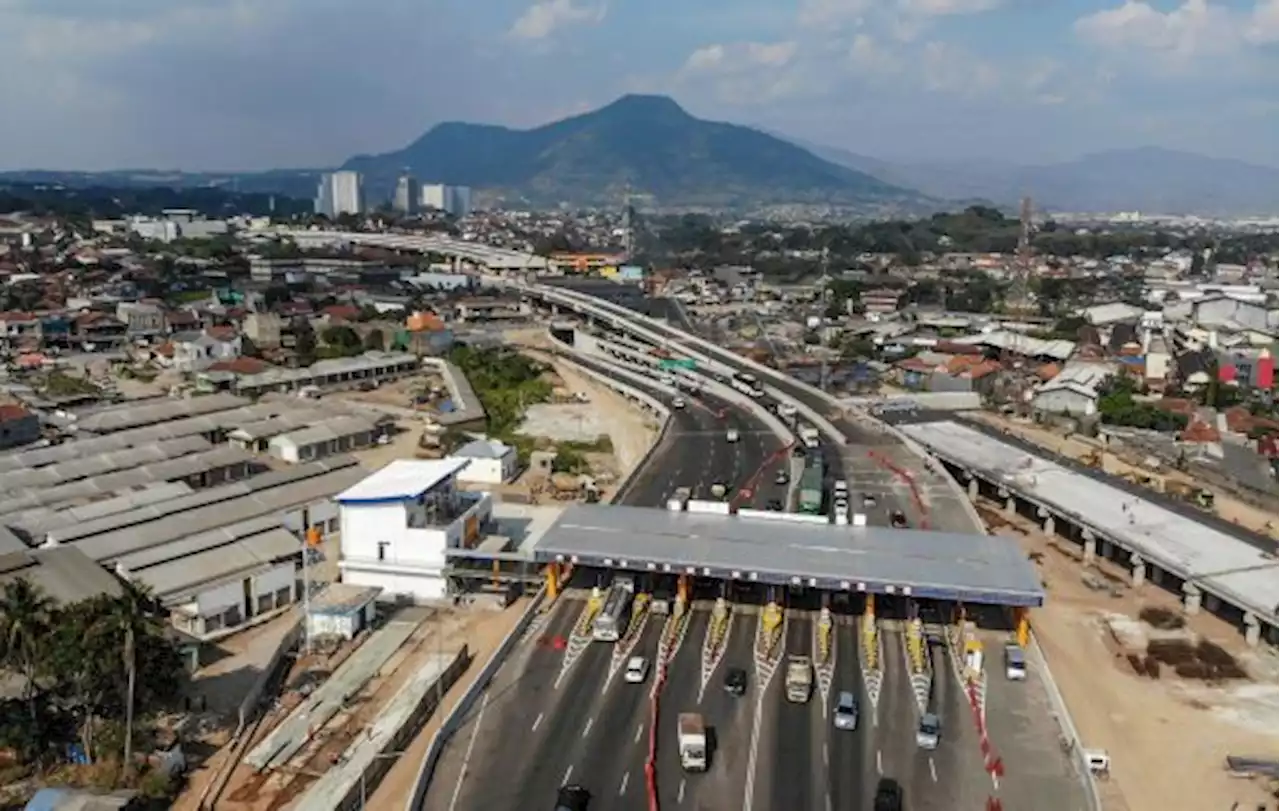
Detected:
[{"left": 341, "top": 94, "right": 925, "bottom": 210}]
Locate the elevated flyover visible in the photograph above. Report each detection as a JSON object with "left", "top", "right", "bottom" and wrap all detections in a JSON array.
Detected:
[{"left": 901, "top": 419, "right": 1279, "bottom": 646}]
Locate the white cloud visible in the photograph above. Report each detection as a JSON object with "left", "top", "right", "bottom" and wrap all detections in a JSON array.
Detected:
[
  {"left": 1074, "top": 0, "right": 1276, "bottom": 69},
  {"left": 680, "top": 40, "right": 798, "bottom": 75},
  {"left": 508, "top": 0, "right": 605, "bottom": 40},
  {"left": 896, "top": 0, "right": 1002, "bottom": 17},
  {"left": 797, "top": 0, "right": 874, "bottom": 27},
  {"left": 848, "top": 33, "right": 902, "bottom": 74},
  {"left": 919, "top": 41, "right": 1001, "bottom": 94}
]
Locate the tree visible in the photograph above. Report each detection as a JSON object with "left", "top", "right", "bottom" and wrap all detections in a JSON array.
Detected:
[
  {"left": 94, "top": 584, "right": 152, "bottom": 779},
  {"left": 0, "top": 579, "right": 54, "bottom": 728},
  {"left": 363, "top": 328, "right": 385, "bottom": 352},
  {"left": 293, "top": 318, "right": 318, "bottom": 366}
]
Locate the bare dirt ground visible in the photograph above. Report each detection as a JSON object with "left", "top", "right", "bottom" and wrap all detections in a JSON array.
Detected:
[
  {"left": 197, "top": 603, "right": 523, "bottom": 811},
  {"left": 980, "top": 503, "right": 1279, "bottom": 811},
  {"left": 967, "top": 412, "right": 1278, "bottom": 541}
]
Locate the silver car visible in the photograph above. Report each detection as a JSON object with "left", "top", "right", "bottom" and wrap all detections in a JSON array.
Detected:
[{"left": 833, "top": 691, "right": 859, "bottom": 731}]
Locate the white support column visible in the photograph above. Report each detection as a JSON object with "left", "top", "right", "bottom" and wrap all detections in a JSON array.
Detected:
[
  {"left": 1081, "top": 530, "right": 1096, "bottom": 567},
  {"left": 1130, "top": 553, "right": 1146, "bottom": 589},
  {"left": 1182, "top": 583, "right": 1202, "bottom": 616},
  {"left": 1243, "top": 613, "right": 1261, "bottom": 647}
]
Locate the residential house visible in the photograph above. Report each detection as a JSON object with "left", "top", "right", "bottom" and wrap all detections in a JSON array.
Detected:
[
  {"left": 242, "top": 311, "right": 283, "bottom": 349},
  {"left": 1192, "top": 294, "right": 1272, "bottom": 333},
  {"left": 0, "top": 311, "right": 40, "bottom": 349},
  {"left": 170, "top": 328, "right": 242, "bottom": 373},
  {"left": 75, "top": 312, "right": 128, "bottom": 347},
  {"left": 1143, "top": 333, "right": 1173, "bottom": 390},
  {"left": 860, "top": 288, "right": 903, "bottom": 315},
  {"left": 1082, "top": 302, "right": 1144, "bottom": 326},
  {"left": 1031, "top": 362, "right": 1113, "bottom": 417},
  {"left": 1173, "top": 347, "right": 1216, "bottom": 391},
  {"left": 451, "top": 439, "right": 518, "bottom": 484},
  {"left": 0, "top": 404, "right": 40, "bottom": 449},
  {"left": 116, "top": 301, "right": 166, "bottom": 340}
]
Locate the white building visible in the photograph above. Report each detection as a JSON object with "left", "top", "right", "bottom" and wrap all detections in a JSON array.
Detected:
[
  {"left": 420, "top": 183, "right": 473, "bottom": 218},
  {"left": 393, "top": 172, "right": 419, "bottom": 215},
  {"left": 336, "top": 459, "right": 492, "bottom": 602},
  {"left": 316, "top": 170, "right": 364, "bottom": 217},
  {"left": 450, "top": 439, "right": 517, "bottom": 485}
]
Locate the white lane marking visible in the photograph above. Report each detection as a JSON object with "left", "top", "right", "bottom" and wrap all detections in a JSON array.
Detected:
[
  {"left": 929, "top": 756, "right": 938, "bottom": 783},
  {"left": 678, "top": 778, "right": 686, "bottom": 803},
  {"left": 531, "top": 712, "right": 544, "bottom": 732},
  {"left": 826, "top": 794, "right": 834, "bottom": 811},
  {"left": 446, "top": 692, "right": 490, "bottom": 811},
  {"left": 876, "top": 749, "right": 883, "bottom": 775},
  {"left": 742, "top": 694, "right": 766, "bottom": 811},
  {"left": 823, "top": 742, "right": 829, "bottom": 766},
  {"left": 582, "top": 717, "right": 594, "bottom": 738},
  {"left": 993, "top": 774, "right": 1001, "bottom": 791},
  {"left": 563, "top": 764, "right": 574, "bottom": 784},
  {"left": 619, "top": 771, "right": 630, "bottom": 796},
  {"left": 635, "top": 722, "right": 645, "bottom": 744}
]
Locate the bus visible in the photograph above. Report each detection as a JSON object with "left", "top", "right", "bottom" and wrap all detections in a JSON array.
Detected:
[
  {"left": 593, "top": 576, "right": 636, "bottom": 642},
  {"left": 731, "top": 372, "right": 763, "bottom": 398}
]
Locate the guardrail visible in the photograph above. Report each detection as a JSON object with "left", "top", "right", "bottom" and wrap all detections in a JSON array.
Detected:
[
  {"left": 1028, "top": 630, "right": 1103, "bottom": 811},
  {"left": 403, "top": 586, "right": 549, "bottom": 811}
]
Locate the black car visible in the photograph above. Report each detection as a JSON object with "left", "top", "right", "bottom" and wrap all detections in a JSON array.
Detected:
[
  {"left": 723, "top": 666, "right": 748, "bottom": 697},
  {"left": 775, "top": 469, "right": 790, "bottom": 485},
  {"left": 873, "top": 779, "right": 903, "bottom": 811},
  {"left": 556, "top": 784, "right": 591, "bottom": 811},
  {"left": 890, "top": 510, "right": 909, "bottom": 528},
  {"left": 766, "top": 499, "right": 784, "bottom": 512}
]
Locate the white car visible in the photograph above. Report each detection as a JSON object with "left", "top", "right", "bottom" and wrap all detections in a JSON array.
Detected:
[
  {"left": 672, "top": 397, "right": 687, "bottom": 409},
  {"left": 625, "top": 656, "right": 650, "bottom": 684},
  {"left": 726, "top": 429, "right": 740, "bottom": 443}
]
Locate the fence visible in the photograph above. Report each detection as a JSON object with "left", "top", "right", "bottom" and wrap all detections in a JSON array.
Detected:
[{"left": 402, "top": 586, "right": 549, "bottom": 811}]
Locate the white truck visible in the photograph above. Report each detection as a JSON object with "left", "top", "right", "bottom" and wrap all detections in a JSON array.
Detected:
[
  {"left": 678, "top": 713, "right": 708, "bottom": 772},
  {"left": 799, "top": 425, "right": 820, "bottom": 448},
  {"left": 666, "top": 487, "right": 692, "bottom": 512},
  {"left": 785, "top": 655, "right": 813, "bottom": 703}
]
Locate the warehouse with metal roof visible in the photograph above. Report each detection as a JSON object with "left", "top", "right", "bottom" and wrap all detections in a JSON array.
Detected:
[
  {"left": 267, "top": 414, "right": 384, "bottom": 463},
  {"left": 5, "top": 481, "right": 195, "bottom": 540},
  {"left": 521, "top": 504, "right": 1044, "bottom": 606},
  {"left": 0, "top": 435, "right": 210, "bottom": 493},
  {"left": 66, "top": 393, "right": 249, "bottom": 434},
  {"left": 0, "top": 446, "right": 254, "bottom": 517}
]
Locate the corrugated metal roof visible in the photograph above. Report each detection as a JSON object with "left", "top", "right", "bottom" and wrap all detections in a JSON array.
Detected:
[
  {"left": 0, "top": 446, "right": 251, "bottom": 517},
  {"left": 71, "top": 393, "right": 248, "bottom": 434},
  {"left": 132, "top": 527, "right": 301, "bottom": 602},
  {"left": 228, "top": 409, "right": 331, "bottom": 442},
  {"left": 530, "top": 504, "right": 1044, "bottom": 606},
  {"left": 0, "top": 546, "right": 123, "bottom": 605},
  {"left": 0, "top": 435, "right": 210, "bottom": 493},
  {"left": 6, "top": 482, "right": 195, "bottom": 539},
  {"left": 70, "top": 466, "right": 366, "bottom": 563},
  {"left": 268, "top": 415, "right": 378, "bottom": 450},
  {"left": 44, "top": 457, "right": 356, "bottom": 546}
]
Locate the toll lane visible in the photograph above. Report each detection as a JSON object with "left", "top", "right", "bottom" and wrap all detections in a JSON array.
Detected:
[
  {"left": 876, "top": 626, "right": 924, "bottom": 807},
  {"left": 766, "top": 613, "right": 827, "bottom": 811},
  {"left": 907, "top": 639, "right": 992, "bottom": 811},
  {"left": 425, "top": 599, "right": 581, "bottom": 811},
  {"left": 828, "top": 617, "right": 872, "bottom": 811},
  {"left": 572, "top": 619, "right": 665, "bottom": 810},
  {"left": 681, "top": 610, "right": 758, "bottom": 811},
  {"left": 653, "top": 609, "right": 711, "bottom": 809}
]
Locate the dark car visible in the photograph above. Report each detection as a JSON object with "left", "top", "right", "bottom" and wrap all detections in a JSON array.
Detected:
[
  {"left": 890, "top": 510, "right": 909, "bottom": 528},
  {"left": 766, "top": 499, "right": 784, "bottom": 512},
  {"left": 873, "top": 779, "right": 903, "bottom": 811},
  {"left": 775, "top": 469, "right": 790, "bottom": 485},
  {"left": 723, "top": 666, "right": 748, "bottom": 697},
  {"left": 555, "top": 784, "right": 591, "bottom": 811}
]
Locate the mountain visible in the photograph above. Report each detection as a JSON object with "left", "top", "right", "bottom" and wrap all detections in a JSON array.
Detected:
[
  {"left": 341, "top": 94, "right": 924, "bottom": 210},
  {"left": 797, "top": 143, "right": 1278, "bottom": 217}
]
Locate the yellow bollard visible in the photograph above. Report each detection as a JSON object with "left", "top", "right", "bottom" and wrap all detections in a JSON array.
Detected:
[
  {"left": 677, "top": 575, "right": 690, "bottom": 603},
  {"left": 865, "top": 593, "right": 875, "bottom": 619},
  {"left": 545, "top": 565, "right": 559, "bottom": 599},
  {"left": 1016, "top": 607, "right": 1030, "bottom": 648}
]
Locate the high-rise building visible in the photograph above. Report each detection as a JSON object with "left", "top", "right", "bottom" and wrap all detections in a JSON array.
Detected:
[
  {"left": 315, "top": 171, "right": 364, "bottom": 217},
  {"left": 420, "top": 183, "right": 473, "bottom": 218},
  {"left": 393, "top": 172, "right": 419, "bottom": 215}
]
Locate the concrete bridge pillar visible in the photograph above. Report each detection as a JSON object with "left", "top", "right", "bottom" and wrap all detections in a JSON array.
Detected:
[
  {"left": 1243, "top": 613, "right": 1261, "bottom": 647},
  {"left": 1181, "top": 583, "right": 1202, "bottom": 616},
  {"left": 967, "top": 478, "right": 979, "bottom": 502},
  {"left": 1130, "top": 553, "right": 1146, "bottom": 589},
  {"left": 1042, "top": 515, "right": 1056, "bottom": 536},
  {"left": 1004, "top": 495, "right": 1016, "bottom": 517},
  {"left": 1081, "top": 530, "right": 1096, "bottom": 567}
]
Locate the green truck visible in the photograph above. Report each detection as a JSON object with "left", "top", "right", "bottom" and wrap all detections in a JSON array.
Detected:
[{"left": 797, "top": 455, "right": 826, "bottom": 514}]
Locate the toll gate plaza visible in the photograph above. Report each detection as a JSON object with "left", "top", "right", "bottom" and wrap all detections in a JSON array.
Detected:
[{"left": 532, "top": 503, "right": 1044, "bottom": 607}]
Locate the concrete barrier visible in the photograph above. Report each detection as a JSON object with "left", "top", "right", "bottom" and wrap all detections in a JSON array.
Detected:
[
  {"left": 1027, "top": 631, "right": 1103, "bottom": 811},
  {"left": 402, "top": 587, "right": 549, "bottom": 811}
]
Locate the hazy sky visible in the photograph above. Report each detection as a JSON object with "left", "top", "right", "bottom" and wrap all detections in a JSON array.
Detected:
[{"left": 1, "top": 0, "right": 1276, "bottom": 171}]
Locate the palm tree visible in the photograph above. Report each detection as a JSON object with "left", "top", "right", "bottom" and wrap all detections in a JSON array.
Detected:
[
  {"left": 96, "top": 583, "right": 153, "bottom": 779},
  {"left": 0, "top": 578, "right": 54, "bottom": 725}
]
